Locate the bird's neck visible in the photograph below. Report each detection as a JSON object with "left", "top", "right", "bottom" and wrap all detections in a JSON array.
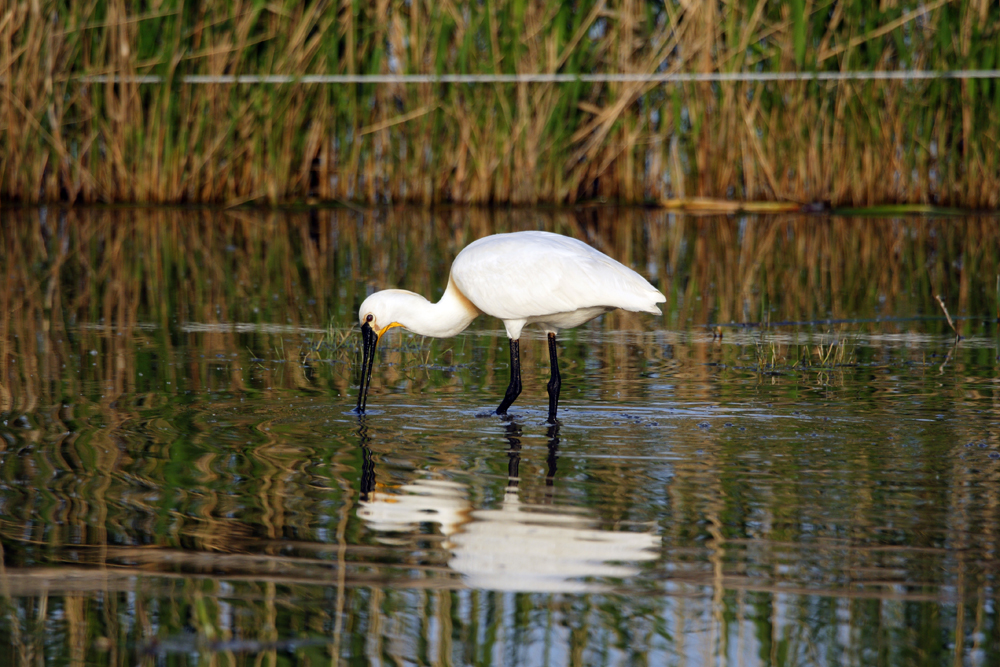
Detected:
[{"left": 397, "top": 278, "right": 480, "bottom": 338}]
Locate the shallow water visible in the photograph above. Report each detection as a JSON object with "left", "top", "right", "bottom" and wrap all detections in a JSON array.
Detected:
[{"left": 1, "top": 210, "right": 1000, "bottom": 666}]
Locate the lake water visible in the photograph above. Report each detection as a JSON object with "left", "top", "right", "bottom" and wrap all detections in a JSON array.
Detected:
[{"left": 1, "top": 209, "right": 999, "bottom": 666}]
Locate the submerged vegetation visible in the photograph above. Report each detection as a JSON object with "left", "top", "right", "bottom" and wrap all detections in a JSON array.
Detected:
[{"left": 2, "top": 1, "right": 1000, "bottom": 206}]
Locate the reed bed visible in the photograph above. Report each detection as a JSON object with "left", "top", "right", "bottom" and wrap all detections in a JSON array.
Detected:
[{"left": 2, "top": 1, "right": 999, "bottom": 206}]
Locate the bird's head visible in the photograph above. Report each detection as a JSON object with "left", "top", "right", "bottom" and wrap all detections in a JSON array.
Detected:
[
  {"left": 357, "top": 291, "right": 408, "bottom": 341},
  {"left": 354, "top": 290, "right": 414, "bottom": 414}
]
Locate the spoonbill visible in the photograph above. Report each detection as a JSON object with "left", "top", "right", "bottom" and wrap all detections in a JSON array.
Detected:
[{"left": 356, "top": 230, "right": 665, "bottom": 421}]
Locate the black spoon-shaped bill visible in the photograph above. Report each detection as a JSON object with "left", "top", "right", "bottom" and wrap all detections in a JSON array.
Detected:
[{"left": 355, "top": 322, "right": 379, "bottom": 413}]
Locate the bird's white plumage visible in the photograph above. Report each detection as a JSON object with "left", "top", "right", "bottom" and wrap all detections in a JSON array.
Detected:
[
  {"left": 449, "top": 231, "right": 664, "bottom": 338},
  {"left": 358, "top": 230, "right": 665, "bottom": 340}
]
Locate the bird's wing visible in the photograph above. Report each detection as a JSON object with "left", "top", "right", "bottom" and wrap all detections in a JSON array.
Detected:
[{"left": 450, "top": 231, "right": 665, "bottom": 321}]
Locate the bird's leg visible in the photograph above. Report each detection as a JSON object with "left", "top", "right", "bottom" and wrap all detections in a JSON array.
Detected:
[
  {"left": 546, "top": 332, "right": 561, "bottom": 423},
  {"left": 496, "top": 338, "right": 521, "bottom": 416}
]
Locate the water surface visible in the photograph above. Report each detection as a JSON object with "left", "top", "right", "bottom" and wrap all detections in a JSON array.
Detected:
[{"left": 1, "top": 209, "right": 999, "bottom": 666}]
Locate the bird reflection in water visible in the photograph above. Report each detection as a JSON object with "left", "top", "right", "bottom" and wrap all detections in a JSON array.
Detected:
[
  {"left": 505, "top": 422, "right": 560, "bottom": 503},
  {"left": 356, "top": 416, "right": 376, "bottom": 502},
  {"left": 354, "top": 417, "right": 468, "bottom": 536},
  {"left": 505, "top": 421, "right": 522, "bottom": 488},
  {"left": 545, "top": 423, "right": 560, "bottom": 487},
  {"left": 355, "top": 422, "right": 659, "bottom": 592}
]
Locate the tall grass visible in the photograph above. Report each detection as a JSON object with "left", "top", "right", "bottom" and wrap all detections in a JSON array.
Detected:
[{"left": 3, "top": 1, "right": 1000, "bottom": 206}]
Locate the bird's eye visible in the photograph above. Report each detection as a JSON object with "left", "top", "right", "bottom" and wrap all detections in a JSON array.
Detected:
[{"left": 365, "top": 314, "right": 374, "bottom": 323}]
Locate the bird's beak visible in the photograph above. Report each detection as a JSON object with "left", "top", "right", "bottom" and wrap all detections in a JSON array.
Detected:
[{"left": 355, "top": 322, "right": 379, "bottom": 413}]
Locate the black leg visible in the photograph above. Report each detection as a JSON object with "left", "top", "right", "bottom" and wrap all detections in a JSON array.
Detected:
[
  {"left": 546, "top": 332, "right": 561, "bottom": 423},
  {"left": 496, "top": 338, "right": 521, "bottom": 416}
]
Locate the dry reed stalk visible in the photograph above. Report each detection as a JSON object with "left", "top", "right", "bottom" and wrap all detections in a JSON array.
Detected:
[
  {"left": 934, "top": 294, "right": 960, "bottom": 338},
  {"left": 660, "top": 197, "right": 802, "bottom": 213}
]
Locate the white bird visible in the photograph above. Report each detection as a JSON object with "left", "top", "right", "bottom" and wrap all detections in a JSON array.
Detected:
[{"left": 356, "top": 230, "right": 665, "bottom": 421}]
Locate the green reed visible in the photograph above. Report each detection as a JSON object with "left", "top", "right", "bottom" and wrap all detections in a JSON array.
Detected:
[{"left": 3, "top": 1, "right": 1000, "bottom": 206}]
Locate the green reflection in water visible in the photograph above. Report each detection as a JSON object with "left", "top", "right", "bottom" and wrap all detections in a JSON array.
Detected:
[{"left": 0, "top": 209, "right": 999, "bottom": 666}]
